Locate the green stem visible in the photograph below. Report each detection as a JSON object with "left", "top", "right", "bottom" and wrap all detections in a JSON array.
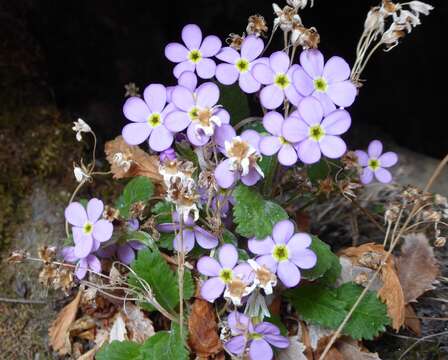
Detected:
[{"left": 262, "top": 157, "right": 278, "bottom": 198}]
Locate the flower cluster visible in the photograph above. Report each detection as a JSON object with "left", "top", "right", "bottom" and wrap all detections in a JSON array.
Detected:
[{"left": 56, "top": 3, "right": 415, "bottom": 357}]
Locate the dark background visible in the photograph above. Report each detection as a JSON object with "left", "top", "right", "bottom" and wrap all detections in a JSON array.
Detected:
[{"left": 1, "top": 0, "right": 446, "bottom": 158}]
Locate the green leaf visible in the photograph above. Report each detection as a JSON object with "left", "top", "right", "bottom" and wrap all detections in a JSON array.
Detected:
[
  {"left": 96, "top": 341, "right": 142, "bottom": 360},
  {"left": 307, "top": 160, "right": 330, "bottom": 184},
  {"left": 152, "top": 201, "right": 173, "bottom": 224},
  {"left": 285, "top": 283, "right": 390, "bottom": 340},
  {"left": 336, "top": 283, "right": 390, "bottom": 340},
  {"left": 222, "top": 229, "right": 238, "bottom": 245},
  {"left": 285, "top": 284, "right": 347, "bottom": 329},
  {"left": 301, "top": 236, "right": 340, "bottom": 284},
  {"left": 140, "top": 323, "right": 188, "bottom": 360},
  {"left": 130, "top": 249, "right": 194, "bottom": 313},
  {"left": 217, "top": 83, "right": 249, "bottom": 125},
  {"left": 233, "top": 185, "right": 288, "bottom": 239},
  {"left": 116, "top": 177, "right": 154, "bottom": 219}
]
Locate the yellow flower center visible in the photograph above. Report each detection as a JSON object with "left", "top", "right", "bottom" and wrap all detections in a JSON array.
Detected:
[
  {"left": 188, "top": 49, "right": 202, "bottom": 63},
  {"left": 309, "top": 125, "right": 325, "bottom": 142},
  {"left": 274, "top": 73, "right": 290, "bottom": 89},
  {"left": 279, "top": 136, "right": 288, "bottom": 144},
  {"left": 147, "top": 113, "right": 162, "bottom": 127},
  {"left": 272, "top": 244, "right": 289, "bottom": 262},
  {"left": 368, "top": 158, "right": 381, "bottom": 171},
  {"left": 235, "top": 58, "right": 250, "bottom": 73},
  {"left": 249, "top": 333, "right": 263, "bottom": 340},
  {"left": 314, "top": 77, "right": 328, "bottom": 92},
  {"left": 83, "top": 222, "right": 93, "bottom": 235},
  {"left": 188, "top": 107, "right": 199, "bottom": 120},
  {"left": 219, "top": 268, "right": 233, "bottom": 284}
]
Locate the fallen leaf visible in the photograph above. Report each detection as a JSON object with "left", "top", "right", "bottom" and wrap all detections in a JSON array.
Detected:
[
  {"left": 69, "top": 315, "right": 96, "bottom": 337},
  {"left": 105, "top": 136, "right": 162, "bottom": 183},
  {"left": 339, "top": 243, "right": 405, "bottom": 331},
  {"left": 77, "top": 328, "right": 110, "bottom": 360},
  {"left": 396, "top": 233, "right": 439, "bottom": 303},
  {"left": 404, "top": 304, "right": 421, "bottom": 336},
  {"left": 49, "top": 291, "right": 81, "bottom": 355},
  {"left": 337, "top": 337, "right": 382, "bottom": 359},
  {"left": 297, "top": 321, "right": 337, "bottom": 360},
  {"left": 123, "top": 303, "right": 155, "bottom": 343},
  {"left": 188, "top": 298, "right": 222, "bottom": 358},
  {"left": 109, "top": 313, "right": 127, "bottom": 342},
  {"left": 278, "top": 336, "right": 307, "bottom": 360}
]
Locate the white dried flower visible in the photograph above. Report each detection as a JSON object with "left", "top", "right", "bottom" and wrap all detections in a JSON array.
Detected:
[
  {"left": 225, "top": 137, "right": 264, "bottom": 178},
  {"left": 247, "top": 259, "right": 277, "bottom": 295},
  {"left": 273, "top": 3, "right": 301, "bottom": 32},
  {"left": 409, "top": 1, "right": 434, "bottom": 16},
  {"left": 73, "top": 165, "right": 90, "bottom": 183},
  {"left": 382, "top": 23, "right": 407, "bottom": 50},
  {"left": 72, "top": 118, "right": 91, "bottom": 141},
  {"left": 112, "top": 152, "right": 132, "bottom": 173},
  {"left": 287, "top": 0, "right": 313, "bottom": 9},
  {"left": 224, "top": 275, "right": 254, "bottom": 306},
  {"left": 364, "top": 7, "right": 386, "bottom": 36},
  {"left": 124, "top": 82, "right": 140, "bottom": 98},
  {"left": 397, "top": 9, "right": 421, "bottom": 32}
]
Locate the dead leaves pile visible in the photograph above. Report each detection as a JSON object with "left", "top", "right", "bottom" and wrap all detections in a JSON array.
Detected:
[
  {"left": 49, "top": 288, "right": 155, "bottom": 358},
  {"left": 338, "top": 233, "right": 439, "bottom": 334}
]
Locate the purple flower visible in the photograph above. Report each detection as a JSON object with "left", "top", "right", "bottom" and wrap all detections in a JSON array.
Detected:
[
  {"left": 355, "top": 140, "right": 398, "bottom": 184},
  {"left": 97, "top": 241, "right": 146, "bottom": 265},
  {"left": 214, "top": 126, "right": 264, "bottom": 189},
  {"left": 166, "top": 71, "right": 198, "bottom": 103},
  {"left": 158, "top": 212, "right": 218, "bottom": 252},
  {"left": 248, "top": 219, "right": 316, "bottom": 288},
  {"left": 197, "top": 244, "right": 253, "bottom": 304},
  {"left": 65, "top": 198, "right": 113, "bottom": 259},
  {"left": 252, "top": 51, "right": 302, "bottom": 109},
  {"left": 61, "top": 247, "right": 101, "bottom": 280},
  {"left": 165, "top": 24, "right": 221, "bottom": 79},
  {"left": 225, "top": 311, "right": 289, "bottom": 360},
  {"left": 215, "top": 35, "right": 268, "bottom": 93},
  {"left": 282, "top": 96, "right": 351, "bottom": 164},
  {"left": 293, "top": 49, "right": 357, "bottom": 114},
  {"left": 259, "top": 111, "right": 299, "bottom": 166},
  {"left": 165, "top": 83, "right": 230, "bottom": 146},
  {"left": 159, "top": 148, "right": 177, "bottom": 163},
  {"left": 122, "top": 84, "right": 175, "bottom": 151}
]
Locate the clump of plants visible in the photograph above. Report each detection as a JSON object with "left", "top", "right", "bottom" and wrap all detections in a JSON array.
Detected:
[{"left": 9, "top": 1, "right": 447, "bottom": 359}]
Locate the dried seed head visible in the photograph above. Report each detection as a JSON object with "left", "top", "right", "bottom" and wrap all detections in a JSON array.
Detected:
[
  {"left": 318, "top": 177, "right": 333, "bottom": 197},
  {"left": 434, "top": 194, "right": 448, "bottom": 207},
  {"left": 7, "top": 250, "right": 29, "bottom": 263},
  {"left": 247, "top": 15, "right": 268, "bottom": 37},
  {"left": 435, "top": 236, "right": 446, "bottom": 248},
  {"left": 130, "top": 201, "right": 146, "bottom": 219},
  {"left": 421, "top": 210, "right": 441, "bottom": 222},
  {"left": 385, "top": 203, "right": 400, "bottom": 223},
  {"left": 354, "top": 272, "right": 369, "bottom": 286},
  {"left": 342, "top": 151, "right": 362, "bottom": 171},
  {"left": 291, "top": 24, "right": 320, "bottom": 49},
  {"left": 103, "top": 205, "right": 120, "bottom": 222},
  {"left": 38, "top": 245, "right": 57, "bottom": 263},
  {"left": 358, "top": 251, "right": 383, "bottom": 269},
  {"left": 124, "top": 82, "right": 140, "bottom": 98},
  {"left": 226, "top": 33, "right": 245, "bottom": 50}
]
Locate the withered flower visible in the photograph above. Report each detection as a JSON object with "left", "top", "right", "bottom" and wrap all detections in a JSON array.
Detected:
[{"left": 246, "top": 15, "right": 268, "bottom": 37}]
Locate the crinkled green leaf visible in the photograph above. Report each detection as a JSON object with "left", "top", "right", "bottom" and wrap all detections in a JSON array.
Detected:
[
  {"left": 301, "top": 236, "right": 340, "bottom": 284},
  {"left": 285, "top": 284, "right": 347, "bottom": 329},
  {"left": 285, "top": 283, "right": 390, "bottom": 340},
  {"left": 140, "top": 323, "right": 188, "bottom": 360},
  {"left": 233, "top": 185, "right": 288, "bottom": 239},
  {"left": 116, "top": 177, "right": 154, "bottom": 218},
  {"left": 96, "top": 340, "right": 142, "bottom": 360},
  {"left": 130, "top": 249, "right": 194, "bottom": 313},
  {"left": 336, "top": 283, "right": 390, "bottom": 340}
]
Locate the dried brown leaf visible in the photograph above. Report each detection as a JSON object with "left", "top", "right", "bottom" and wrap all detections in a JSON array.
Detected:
[
  {"left": 339, "top": 243, "right": 405, "bottom": 331},
  {"left": 278, "top": 336, "right": 307, "bottom": 360},
  {"left": 49, "top": 291, "right": 81, "bottom": 355},
  {"left": 188, "top": 298, "right": 222, "bottom": 358},
  {"left": 105, "top": 136, "right": 162, "bottom": 182},
  {"left": 397, "top": 233, "right": 439, "bottom": 303},
  {"left": 404, "top": 304, "right": 421, "bottom": 336},
  {"left": 123, "top": 303, "right": 155, "bottom": 343},
  {"left": 336, "top": 337, "right": 382, "bottom": 359}
]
